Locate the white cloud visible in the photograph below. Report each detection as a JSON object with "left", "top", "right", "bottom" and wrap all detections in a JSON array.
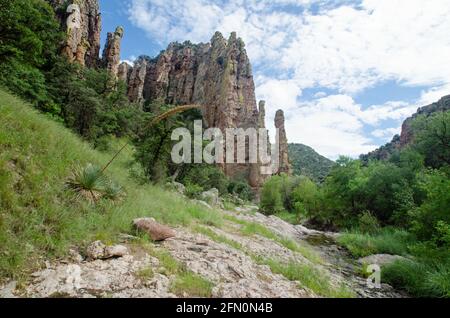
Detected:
[
  {"left": 273, "top": 94, "right": 418, "bottom": 159},
  {"left": 372, "top": 127, "right": 401, "bottom": 139},
  {"left": 129, "top": 0, "right": 450, "bottom": 93},
  {"left": 127, "top": 0, "right": 450, "bottom": 158},
  {"left": 419, "top": 83, "right": 450, "bottom": 106},
  {"left": 120, "top": 55, "right": 136, "bottom": 66}
]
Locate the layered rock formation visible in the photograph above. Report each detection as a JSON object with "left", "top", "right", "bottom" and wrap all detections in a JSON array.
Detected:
[
  {"left": 118, "top": 62, "right": 132, "bottom": 84},
  {"left": 102, "top": 26, "right": 124, "bottom": 78},
  {"left": 362, "top": 95, "right": 450, "bottom": 162},
  {"left": 127, "top": 57, "right": 149, "bottom": 105},
  {"left": 126, "top": 32, "right": 271, "bottom": 187},
  {"left": 47, "top": 0, "right": 292, "bottom": 188},
  {"left": 274, "top": 110, "right": 292, "bottom": 175},
  {"left": 47, "top": 0, "right": 102, "bottom": 67}
]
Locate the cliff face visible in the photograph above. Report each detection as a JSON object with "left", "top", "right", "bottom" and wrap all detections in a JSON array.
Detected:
[
  {"left": 48, "top": 0, "right": 102, "bottom": 67},
  {"left": 127, "top": 33, "right": 258, "bottom": 128},
  {"left": 47, "top": 0, "right": 291, "bottom": 188},
  {"left": 362, "top": 95, "right": 450, "bottom": 162},
  {"left": 126, "top": 32, "right": 270, "bottom": 187}
]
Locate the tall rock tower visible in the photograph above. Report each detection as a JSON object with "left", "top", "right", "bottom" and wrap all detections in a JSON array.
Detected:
[
  {"left": 102, "top": 26, "right": 124, "bottom": 78},
  {"left": 274, "top": 110, "right": 292, "bottom": 175}
]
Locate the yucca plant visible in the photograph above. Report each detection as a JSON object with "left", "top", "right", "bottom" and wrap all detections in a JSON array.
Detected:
[
  {"left": 103, "top": 180, "right": 125, "bottom": 202},
  {"left": 66, "top": 164, "right": 107, "bottom": 203}
]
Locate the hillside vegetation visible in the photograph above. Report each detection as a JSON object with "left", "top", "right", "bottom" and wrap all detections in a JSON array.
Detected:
[
  {"left": 261, "top": 110, "right": 450, "bottom": 297},
  {"left": 288, "top": 143, "right": 335, "bottom": 182},
  {"left": 0, "top": 88, "right": 223, "bottom": 280}
]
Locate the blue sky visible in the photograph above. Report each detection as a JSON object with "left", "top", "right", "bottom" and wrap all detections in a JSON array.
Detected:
[{"left": 99, "top": 0, "right": 450, "bottom": 160}]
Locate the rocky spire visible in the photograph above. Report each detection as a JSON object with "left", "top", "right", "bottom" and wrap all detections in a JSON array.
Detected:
[
  {"left": 275, "top": 110, "right": 292, "bottom": 175},
  {"left": 127, "top": 57, "right": 149, "bottom": 106},
  {"left": 102, "top": 26, "right": 124, "bottom": 78},
  {"left": 118, "top": 62, "right": 132, "bottom": 84},
  {"left": 47, "top": 0, "right": 101, "bottom": 67},
  {"left": 258, "top": 101, "right": 266, "bottom": 128},
  {"left": 124, "top": 32, "right": 265, "bottom": 186}
]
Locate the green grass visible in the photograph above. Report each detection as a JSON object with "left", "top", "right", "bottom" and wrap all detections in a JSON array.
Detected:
[
  {"left": 193, "top": 225, "right": 243, "bottom": 250},
  {"left": 136, "top": 266, "right": 154, "bottom": 281},
  {"left": 337, "top": 227, "right": 450, "bottom": 298},
  {"left": 141, "top": 244, "right": 214, "bottom": 297},
  {"left": 337, "top": 228, "right": 414, "bottom": 258},
  {"left": 226, "top": 216, "right": 322, "bottom": 264},
  {"left": 170, "top": 272, "right": 214, "bottom": 297},
  {"left": 253, "top": 256, "right": 354, "bottom": 298},
  {"left": 193, "top": 225, "right": 343, "bottom": 297},
  {"left": 382, "top": 260, "right": 450, "bottom": 298},
  {"left": 0, "top": 89, "right": 224, "bottom": 280},
  {"left": 274, "top": 211, "right": 299, "bottom": 224}
]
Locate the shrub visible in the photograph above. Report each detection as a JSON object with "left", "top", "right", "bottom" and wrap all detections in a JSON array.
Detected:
[
  {"left": 409, "top": 169, "right": 450, "bottom": 241},
  {"left": 260, "top": 176, "right": 284, "bottom": 215},
  {"left": 228, "top": 180, "right": 254, "bottom": 201},
  {"left": 184, "top": 183, "right": 203, "bottom": 199},
  {"left": 357, "top": 211, "right": 380, "bottom": 234},
  {"left": 291, "top": 177, "right": 322, "bottom": 217}
]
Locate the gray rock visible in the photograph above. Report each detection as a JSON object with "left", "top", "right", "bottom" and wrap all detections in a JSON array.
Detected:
[
  {"left": 0, "top": 281, "right": 17, "bottom": 298},
  {"left": 86, "top": 241, "right": 106, "bottom": 260},
  {"left": 200, "top": 188, "right": 220, "bottom": 206},
  {"left": 68, "top": 248, "right": 84, "bottom": 263},
  {"left": 192, "top": 199, "right": 212, "bottom": 210},
  {"left": 86, "top": 241, "right": 129, "bottom": 260},
  {"left": 105, "top": 245, "right": 128, "bottom": 258}
]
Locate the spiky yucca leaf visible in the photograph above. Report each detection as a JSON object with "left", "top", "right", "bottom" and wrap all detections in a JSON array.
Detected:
[{"left": 66, "top": 164, "right": 107, "bottom": 202}]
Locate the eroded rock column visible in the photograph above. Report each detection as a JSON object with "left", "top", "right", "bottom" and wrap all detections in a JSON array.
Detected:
[
  {"left": 102, "top": 26, "right": 124, "bottom": 78},
  {"left": 275, "top": 110, "right": 292, "bottom": 175}
]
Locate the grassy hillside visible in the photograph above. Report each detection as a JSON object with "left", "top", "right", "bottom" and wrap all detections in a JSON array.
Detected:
[
  {"left": 288, "top": 143, "right": 335, "bottom": 182},
  {"left": 0, "top": 88, "right": 222, "bottom": 280}
]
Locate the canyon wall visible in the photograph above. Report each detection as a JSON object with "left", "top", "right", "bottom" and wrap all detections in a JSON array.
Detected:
[
  {"left": 126, "top": 32, "right": 272, "bottom": 187},
  {"left": 47, "top": 0, "right": 292, "bottom": 188}
]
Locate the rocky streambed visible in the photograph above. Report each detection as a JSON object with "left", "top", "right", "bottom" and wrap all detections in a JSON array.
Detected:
[{"left": 0, "top": 205, "right": 407, "bottom": 298}]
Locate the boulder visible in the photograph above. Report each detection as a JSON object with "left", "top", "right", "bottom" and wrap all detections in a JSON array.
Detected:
[
  {"left": 192, "top": 199, "right": 212, "bottom": 210},
  {"left": 86, "top": 240, "right": 106, "bottom": 260},
  {"left": 200, "top": 188, "right": 220, "bottom": 206},
  {"left": 86, "top": 241, "right": 129, "bottom": 260},
  {"left": 105, "top": 245, "right": 128, "bottom": 258},
  {"left": 166, "top": 182, "right": 185, "bottom": 195},
  {"left": 133, "top": 218, "right": 176, "bottom": 241}
]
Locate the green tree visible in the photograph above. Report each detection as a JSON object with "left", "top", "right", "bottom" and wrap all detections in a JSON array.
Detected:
[
  {"left": 260, "top": 175, "right": 284, "bottom": 214},
  {"left": 0, "top": 0, "right": 63, "bottom": 110},
  {"left": 412, "top": 112, "right": 450, "bottom": 169},
  {"left": 291, "top": 177, "right": 321, "bottom": 218},
  {"left": 409, "top": 169, "right": 450, "bottom": 241}
]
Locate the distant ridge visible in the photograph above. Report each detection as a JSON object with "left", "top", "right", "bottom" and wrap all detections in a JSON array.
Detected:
[
  {"left": 361, "top": 95, "right": 450, "bottom": 162},
  {"left": 288, "top": 143, "right": 335, "bottom": 182}
]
